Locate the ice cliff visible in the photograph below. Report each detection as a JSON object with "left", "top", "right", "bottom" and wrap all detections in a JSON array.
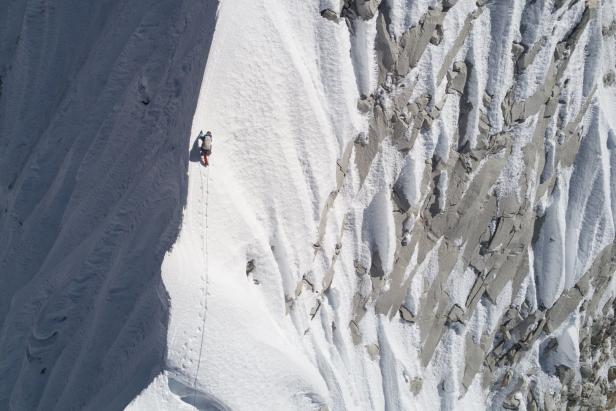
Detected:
[{"left": 2, "top": 0, "right": 616, "bottom": 410}]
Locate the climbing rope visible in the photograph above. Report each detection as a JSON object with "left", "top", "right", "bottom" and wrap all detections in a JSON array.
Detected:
[{"left": 192, "top": 167, "right": 210, "bottom": 408}]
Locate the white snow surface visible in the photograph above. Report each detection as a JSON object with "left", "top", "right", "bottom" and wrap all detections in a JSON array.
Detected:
[
  {"left": 133, "top": 0, "right": 616, "bottom": 410},
  {"left": 132, "top": 0, "right": 488, "bottom": 409},
  {"left": 133, "top": 0, "right": 368, "bottom": 409}
]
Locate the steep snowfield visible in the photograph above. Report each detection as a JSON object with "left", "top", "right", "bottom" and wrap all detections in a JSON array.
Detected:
[
  {"left": 135, "top": 0, "right": 486, "bottom": 409},
  {"left": 133, "top": 0, "right": 616, "bottom": 410},
  {"left": 131, "top": 0, "right": 367, "bottom": 409}
]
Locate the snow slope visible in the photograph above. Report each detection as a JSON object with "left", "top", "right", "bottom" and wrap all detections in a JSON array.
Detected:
[
  {"left": 132, "top": 0, "right": 367, "bottom": 409},
  {"left": 3, "top": 0, "right": 616, "bottom": 410},
  {"left": 134, "top": 0, "right": 616, "bottom": 410}
]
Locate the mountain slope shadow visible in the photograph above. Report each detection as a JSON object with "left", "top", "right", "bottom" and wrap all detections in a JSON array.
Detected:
[
  {"left": 0, "top": 0, "right": 218, "bottom": 409},
  {"left": 190, "top": 135, "right": 203, "bottom": 163},
  {"left": 168, "top": 376, "right": 231, "bottom": 411}
]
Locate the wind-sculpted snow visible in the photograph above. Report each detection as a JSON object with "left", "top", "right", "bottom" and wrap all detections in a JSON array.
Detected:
[
  {"left": 347, "top": 0, "right": 616, "bottom": 409},
  {"left": 0, "top": 0, "right": 216, "bottom": 409},
  {"left": 135, "top": 0, "right": 616, "bottom": 410}
]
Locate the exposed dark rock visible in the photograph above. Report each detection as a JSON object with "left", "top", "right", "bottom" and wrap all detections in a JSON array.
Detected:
[
  {"left": 608, "top": 366, "right": 616, "bottom": 383},
  {"left": 604, "top": 70, "right": 615, "bottom": 87},
  {"left": 555, "top": 365, "right": 574, "bottom": 386},
  {"left": 320, "top": 9, "right": 339, "bottom": 22},
  {"left": 355, "top": 131, "right": 369, "bottom": 146},
  {"left": 409, "top": 376, "right": 423, "bottom": 395},
  {"left": 399, "top": 305, "right": 415, "bottom": 322},
  {"left": 246, "top": 259, "right": 255, "bottom": 275}
]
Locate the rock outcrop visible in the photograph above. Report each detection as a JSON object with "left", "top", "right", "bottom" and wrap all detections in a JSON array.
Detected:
[{"left": 319, "top": 0, "right": 616, "bottom": 406}]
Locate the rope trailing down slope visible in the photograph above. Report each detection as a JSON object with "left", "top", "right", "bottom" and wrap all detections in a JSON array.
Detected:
[{"left": 192, "top": 167, "right": 210, "bottom": 409}]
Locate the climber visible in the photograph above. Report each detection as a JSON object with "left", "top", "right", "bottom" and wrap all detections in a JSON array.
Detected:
[{"left": 197, "top": 130, "right": 213, "bottom": 166}]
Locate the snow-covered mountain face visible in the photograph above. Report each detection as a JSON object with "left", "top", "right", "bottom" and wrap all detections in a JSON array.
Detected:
[
  {"left": 133, "top": 0, "right": 616, "bottom": 409},
  {"left": 2, "top": 0, "right": 616, "bottom": 410}
]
